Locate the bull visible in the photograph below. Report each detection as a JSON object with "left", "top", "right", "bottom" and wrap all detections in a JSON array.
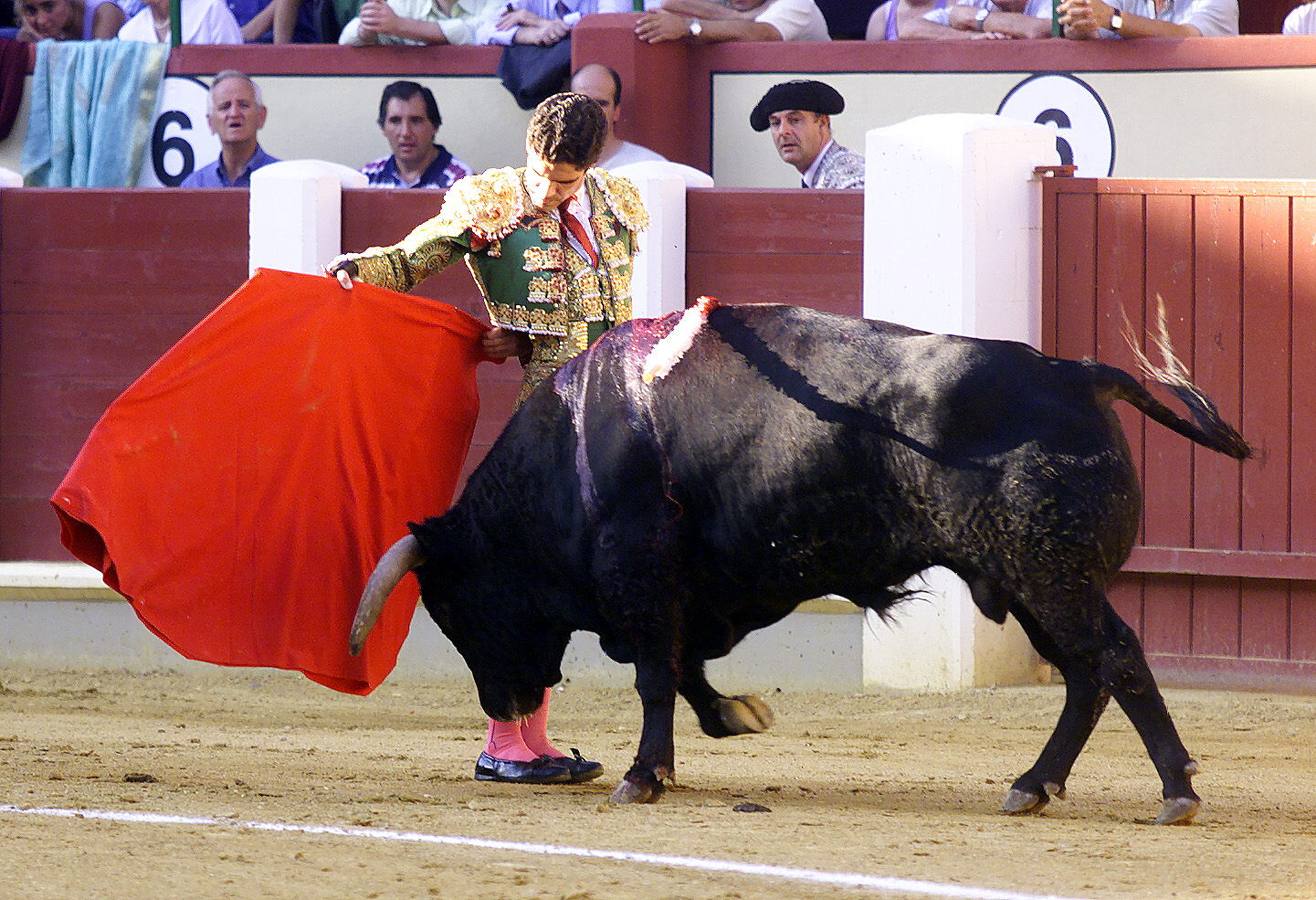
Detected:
[{"left": 351, "top": 300, "right": 1249, "bottom": 825}]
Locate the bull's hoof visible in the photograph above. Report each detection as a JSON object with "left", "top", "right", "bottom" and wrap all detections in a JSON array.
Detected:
[
  {"left": 1002, "top": 788, "right": 1049, "bottom": 816},
  {"left": 609, "top": 777, "right": 664, "bottom": 805},
  {"left": 716, "top": 695, "right": 775, "bottom": 735},
  {"left": 1155, "top": 796, "right": 1200, "bottom": 826}
]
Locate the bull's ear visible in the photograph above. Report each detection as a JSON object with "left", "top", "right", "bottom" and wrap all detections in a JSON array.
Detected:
[{"left": 407, "top": 516, "right": 458, "bottom": 566}]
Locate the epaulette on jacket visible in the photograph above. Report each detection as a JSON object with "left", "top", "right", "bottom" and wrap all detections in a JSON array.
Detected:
[
  {"left": 442, "top": 167, "right": 527, "bottom": 241},
  {"left": 590, "top": 169, "right": 650, "bottom": 234}
]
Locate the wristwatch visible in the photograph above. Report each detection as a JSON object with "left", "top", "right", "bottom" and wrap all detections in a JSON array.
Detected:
[
  {"left": 974, "top": 7, "right": 990, "bottom": 31},
  {"left": 688, "top": 17, "right": 702, "bottom": 37},
  {"left": 1109, "top": 9, "right": 1123, "bottom": 32}
]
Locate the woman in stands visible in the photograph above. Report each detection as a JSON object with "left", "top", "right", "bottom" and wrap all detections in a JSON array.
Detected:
[
  {"left": 117, "top": 0, "right": 242, "bottom": 42},
  {"left": 13, "top": 0, "right": 124, "bottom": 39}
]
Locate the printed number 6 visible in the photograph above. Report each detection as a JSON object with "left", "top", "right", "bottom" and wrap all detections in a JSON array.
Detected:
[
  {"left": 1034, "top": 108, "right": 1074, "bottom": 167},
  {"left": 152, "top": 110, "right": 195, "bottom": 188}
]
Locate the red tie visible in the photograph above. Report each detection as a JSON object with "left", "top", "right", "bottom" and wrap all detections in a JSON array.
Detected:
[{"left": 560, "top": 196, "right": 600, "bottom": 269}]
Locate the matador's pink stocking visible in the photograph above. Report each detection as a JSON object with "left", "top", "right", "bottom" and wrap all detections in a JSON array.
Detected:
[{"left": 519, "top": 687, "right": 566, "bottom": 759}]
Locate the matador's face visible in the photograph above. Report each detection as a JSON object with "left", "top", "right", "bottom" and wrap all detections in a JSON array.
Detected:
[{"left": 523, "top": 149, "right": 588, "bottom": 215}]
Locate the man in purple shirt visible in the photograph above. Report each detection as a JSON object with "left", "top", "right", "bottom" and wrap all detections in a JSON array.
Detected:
[
  {"left": 361, "top": 81, "right": 473, "bottom": 190},
  {"left": 181, "top": 70, "right": 280, "bottom": 188}
]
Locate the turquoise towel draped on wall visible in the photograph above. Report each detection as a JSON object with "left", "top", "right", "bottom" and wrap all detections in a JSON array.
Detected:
[{"left": 21, "top": 39, "right": 168, "bottom": 187}]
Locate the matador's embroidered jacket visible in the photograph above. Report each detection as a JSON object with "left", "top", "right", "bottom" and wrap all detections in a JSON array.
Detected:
[
  {"left": 812, "top": 141, "right": 865, "bottom": 190},
  {"left": 349, "top": 166, "right": 649, "bottom": 402}
]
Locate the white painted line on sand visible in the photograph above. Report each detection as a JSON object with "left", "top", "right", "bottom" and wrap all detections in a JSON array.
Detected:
[{"left": 0, "top": 804, "right": 1086, "bottom": 900}]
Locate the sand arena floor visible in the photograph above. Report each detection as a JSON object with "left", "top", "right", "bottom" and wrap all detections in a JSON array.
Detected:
[{"left": 1, "top": 665, "right": 1314, "bottom": 899}]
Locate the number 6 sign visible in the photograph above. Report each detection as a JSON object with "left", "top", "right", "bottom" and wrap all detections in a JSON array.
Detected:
[
  {"left": 996, "top": 73, "right": 1116, "bottom": 177},
  {"left": 138, "top": 75, "right": 220, "bottom": 188}
]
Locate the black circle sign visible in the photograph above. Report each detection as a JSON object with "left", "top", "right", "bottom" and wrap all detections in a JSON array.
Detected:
[{"left": 996, "top": 73, "right": 1116, "bottom": 177}]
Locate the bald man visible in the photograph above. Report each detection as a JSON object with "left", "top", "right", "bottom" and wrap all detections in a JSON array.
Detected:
[{"left": 569, "top": 64, "right": 666, "bottom": 169}]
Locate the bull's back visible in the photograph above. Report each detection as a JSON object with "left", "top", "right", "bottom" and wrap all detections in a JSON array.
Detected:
[{"left": 631, "top": 304, "right": 1139, "bottom": 597}]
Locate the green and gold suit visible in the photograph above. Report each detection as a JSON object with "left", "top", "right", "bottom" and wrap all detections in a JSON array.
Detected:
[{"left": 349, "top": 166, "right": 649, "bottom": 405}]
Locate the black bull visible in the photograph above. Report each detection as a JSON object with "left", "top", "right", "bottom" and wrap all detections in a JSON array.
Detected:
[{"left": 351, "top": 303, "right": 1250, "bottom": 824}]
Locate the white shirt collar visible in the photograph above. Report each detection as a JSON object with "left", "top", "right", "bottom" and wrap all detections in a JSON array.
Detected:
[{"left": 801, "top": 139, "right": 834, "bottom": 188}]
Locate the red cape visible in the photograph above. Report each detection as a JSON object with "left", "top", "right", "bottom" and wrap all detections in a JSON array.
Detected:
[{"left": 51, "top": 269, "right": 487, "bottom": 695}]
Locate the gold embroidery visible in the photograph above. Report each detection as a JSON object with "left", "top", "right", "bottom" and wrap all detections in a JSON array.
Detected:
[
  {"left": 536, "top": 217, "right": 561, "bottom": 242},
  {"left": 573, "top": 270, "right": 605, "bottom": 321},
  {"left": 488, "top": 300, "right": 569, "bottom": 336},
  {"left": 487, "top": 240, "right": 501, "bottom": 258},
  {"left": 568, "top": 321, "right": 590, "bottom": 354},
  {"left": 590, "top": 213, "right": 615, "bottom": 241},
  {"left": 522, "top": 245, "right": 565, "bottom": 272},
  {"left": 612, "top": 293, "right": 632, "bottom": 325},
  {"left": 589, "top": 170, "right": 650, "bottom": 233},
  {"left": 600, "top": 239, "right": 631, "bottom": 271},
  {"left": 527, "top": 273, "right": 568, "bottom": 303},
  {"left": 450, "top": 167, "right": 526, "bottom": 240}
]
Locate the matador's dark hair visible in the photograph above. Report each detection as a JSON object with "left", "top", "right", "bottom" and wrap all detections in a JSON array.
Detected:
[{"left": 526, "top": 92, "right": 608, "bottom": 169}]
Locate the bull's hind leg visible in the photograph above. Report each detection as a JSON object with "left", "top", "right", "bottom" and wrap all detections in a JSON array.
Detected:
[
  {"left": 678, "top": 660, "right": 775, "bottom": 738},
  {"left": 1002, "top": 603, "right": 1110, "bottom": 815},
  {"left": 1010, "top": 589, "right": 1200, "bottom": 824}
]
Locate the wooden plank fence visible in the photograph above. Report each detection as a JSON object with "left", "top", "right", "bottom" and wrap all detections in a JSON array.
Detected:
[{"left": 1043, "top": 177, "right": 1316, "bottom": 688}]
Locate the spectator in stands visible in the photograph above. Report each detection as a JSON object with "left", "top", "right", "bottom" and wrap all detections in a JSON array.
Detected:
[
  {"left": 338, "top": 0, "right": 498, "bottom": 44},
  {"left": 361, "top": 81, "right": 473, "bottom": 189},
  {"left": 868, "top": 0, "right": 1031, "bottom": 38},
  {"left": 636, "top": 0, "right": 831, "bottom": 43},
  {"left": 13, "top": 0, "right": 124, "bottom": 39},
  {"left": 271, "top": 0, "right": 349, "bottom": 40},
  {"left": 866, "top": 0, "right": 945, "bottom": 39},
  {"left": 485, "top": 0, "right": 639, "bottom": 46},
  {"left": 119, "top": 0, "right": 242, "bottom": 41},
  {"left": 569, "top": 64, "right": 667, "bottom": 169},
  {"left": 182, "top": 71, "right": 279, "bottom": 187},
  {"left": 751, "top": 79, "right": 863, "bottom": 189},
  {"left": 1057, "top": 0, "right": 1238, "bottom": 38},
  {"left": 1284, "top": 1, "right": 1316, "bottom": 33},
  {"left": 918, "top": 0, "right": 1052, "bottom": 39},
  {"left": 814, "top": 0, "right": 880, "bottom": 38},
  {"left": 227, "top": 0, "right": 317, "bottom": 40}
]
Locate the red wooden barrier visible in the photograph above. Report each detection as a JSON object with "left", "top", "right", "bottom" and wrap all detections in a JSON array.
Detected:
[
  {"left": 0, "top": 187, "right": 863, "bottom": 562},
  {"left": 6, "top": 181, "right": 1311, "bottom": 690},
  {"left": 1043, "top": 177, "right": 1316, "bottom": 689}
]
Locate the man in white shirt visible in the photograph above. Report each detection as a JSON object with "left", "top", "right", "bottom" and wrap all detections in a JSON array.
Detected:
[
  {"left": 1056, "top": 0, "right": 1237, "bottom": 38},
  {"left": 570, "top": 64, "right": 667, "bottom": 169},
  {"left": 338, "top": 0, "right": 500, "bottom": 45},
  {"left": 636, "top": 0, "right": 830, "bottom": 43},
  {"left": 1284, "top": 2, "right": 1316, "bottom": 34}
]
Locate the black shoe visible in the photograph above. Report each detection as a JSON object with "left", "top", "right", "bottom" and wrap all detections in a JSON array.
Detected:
[
  {"left": 557, "top": 747, "right": 604, "bottom": 783},
  {"left": 474, "top": 752, "right": 572, "bottom": 784}
]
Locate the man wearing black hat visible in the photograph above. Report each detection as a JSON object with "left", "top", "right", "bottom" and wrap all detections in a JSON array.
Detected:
[{"left": 751, "top": 79, "right": 864, "bottom": 190}]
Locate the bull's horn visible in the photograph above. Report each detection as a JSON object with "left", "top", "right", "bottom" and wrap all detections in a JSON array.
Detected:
[{"left": 349, "top": 535, "right": 424, "bottom": 656}]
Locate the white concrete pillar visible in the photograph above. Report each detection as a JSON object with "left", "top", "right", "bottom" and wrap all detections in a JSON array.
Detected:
[
  {"left": 860, "top": 114, "right": 1058, "bottom": 690},
  {"left": 249, "top": 160, "right": 369, "bottom": 277},
  {"left": 0, "top": 167, "right": 23, "bottom": 187},
  {"left": 611, "top": 160, "right": 713, "bottom": 318}
]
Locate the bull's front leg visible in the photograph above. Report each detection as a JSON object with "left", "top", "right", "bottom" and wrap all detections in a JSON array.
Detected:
[{"left": 611, "top": 652, "right": 679, "bottom": 804}]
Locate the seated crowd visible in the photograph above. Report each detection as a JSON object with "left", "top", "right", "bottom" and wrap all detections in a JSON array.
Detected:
[
  {"left": 180, "top": 66, "right": 862, "bottom": 194},
  {"left": 12, "top": 0, "right": 1312, "bottom": 45}
]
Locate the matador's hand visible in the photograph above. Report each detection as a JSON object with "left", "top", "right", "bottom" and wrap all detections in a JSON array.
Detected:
[
  {"left": 326, "top": 256, "right": 359, "bottom": 290},
  {"left": 481, "top": 327, "right": 529, "bottom": 362}
]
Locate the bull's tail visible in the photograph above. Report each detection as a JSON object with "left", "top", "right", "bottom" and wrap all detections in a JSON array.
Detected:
[{"left": 1086, "top": 299, "right": 1251, "bottom": 460}]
